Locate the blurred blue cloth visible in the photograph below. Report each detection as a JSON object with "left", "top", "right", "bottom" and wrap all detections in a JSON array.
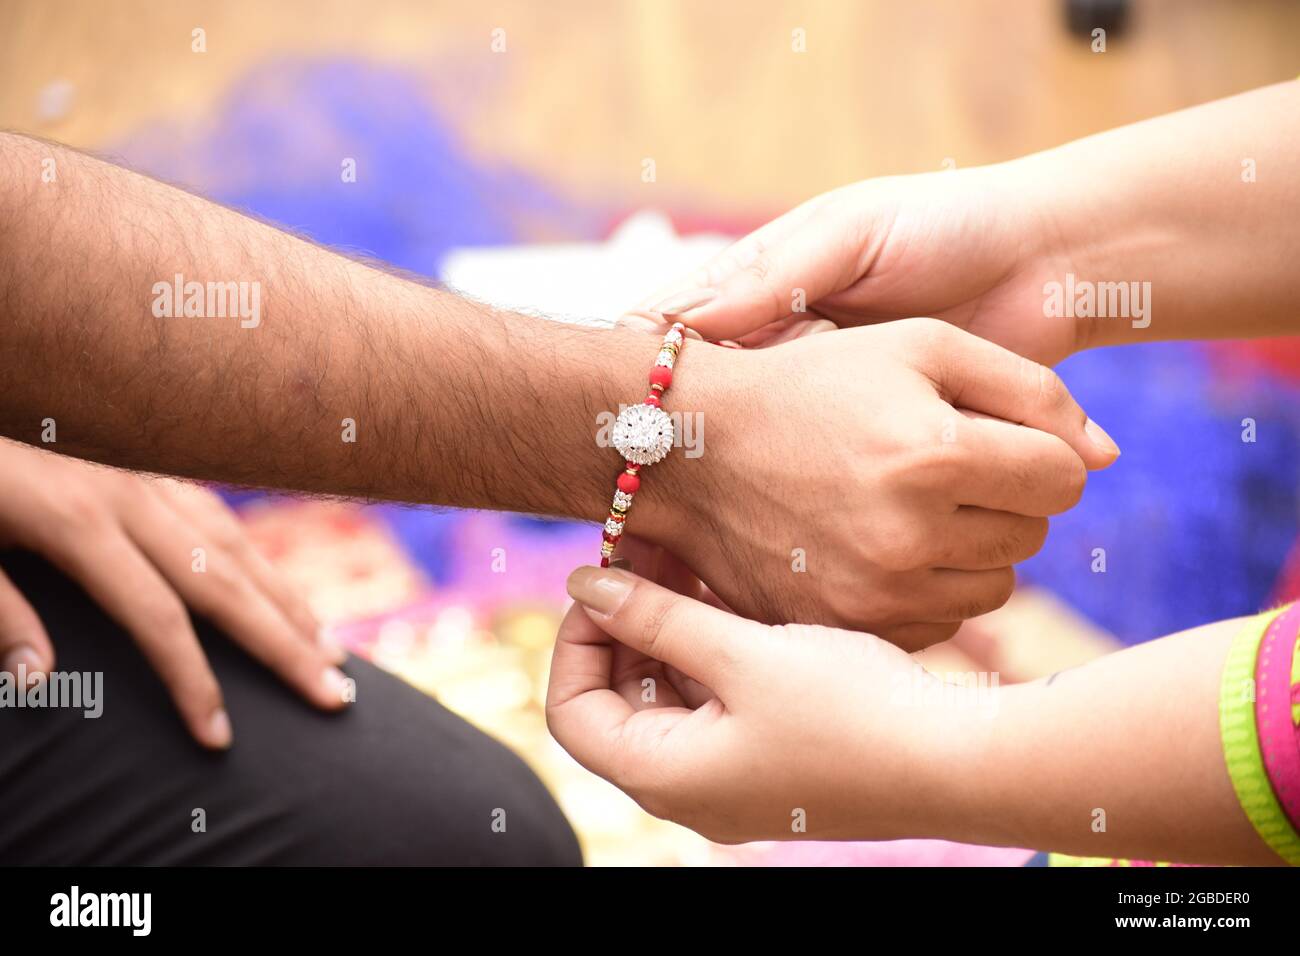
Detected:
[{"left": 1025, "top": 341, "right": 1300, "bottom": 642}]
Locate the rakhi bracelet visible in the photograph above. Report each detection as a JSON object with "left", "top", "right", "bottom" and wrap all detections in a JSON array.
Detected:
[
  {"left": 1255, "top": 602, "right": 1300, "bottom": 831},
  {"left": 1219, "top": 604, "right": 1300, "bottom": 865},
  {"left": 599, "top": 322, "right": 687, "bottom": 567}
]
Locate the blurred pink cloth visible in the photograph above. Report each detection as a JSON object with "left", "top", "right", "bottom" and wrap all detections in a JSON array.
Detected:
[{"left": 730, "top": 840, "right": 1035, "bottom": 867}]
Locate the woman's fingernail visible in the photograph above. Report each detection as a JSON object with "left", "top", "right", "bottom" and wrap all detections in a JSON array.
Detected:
[
  {"left": 323, "top": 666, "right": 352, "bottom": 703},
  {"left": 208, "top": 708, "right": 233, "bottom": 749},
  {"left": 651, "top": 288, "right": 717, "bottom": 316},
  {"left": 317, "top": 626, "right": 347, "bottom": 664},
  {"left": 1084, "top": 418, "right": 1121, "bottom": 457},
  {"left": 566, "top": 566, "right": 633, "bottom": 617},
  {"left": 2, "top": 646, "right": 44, "bottom": 686}
]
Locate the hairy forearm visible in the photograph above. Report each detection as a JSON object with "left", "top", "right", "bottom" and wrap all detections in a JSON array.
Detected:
[
  {"left": 1016, "top": 80, "right": 1300, "bottom": 349},
  {"left": 947, "top": 617, "right": 1279, "bottom": 865},
  {"left": 0, "top": 133, "right": 726, "bottom": 537}
]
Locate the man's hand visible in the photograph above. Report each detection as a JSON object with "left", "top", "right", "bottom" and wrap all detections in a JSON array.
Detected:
[
  {"left": 0, "top": 440, "right": 350, "bottom": 748},
  {"left": 653, "top": 318, "right": 1118, "bottom": 647}
]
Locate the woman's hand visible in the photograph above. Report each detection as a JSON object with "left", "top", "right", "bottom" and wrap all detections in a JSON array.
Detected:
[
  {"left": 0, "top": 440, "right": 350, "bottom": 748},
  {"left": 636, "top": 165, "right": 1083, "bottom": 366},
  {"left": 546, "top": 563, "right": 972, "bottom": 844},
  {"left": 647, "top": 84, "right": 1300, "bottom": 361},
  {"left": 547, "top": 563, "right": 1282, "bottom": 865}
]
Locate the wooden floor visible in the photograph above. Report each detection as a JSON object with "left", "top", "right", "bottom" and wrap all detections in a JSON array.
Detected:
[{"left": 2, "top": 0, "right": 1297, "bottom": 215}]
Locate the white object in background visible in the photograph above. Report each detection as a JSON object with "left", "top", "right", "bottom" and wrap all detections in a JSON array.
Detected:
[
  {"left": 36, "top": 80, "right": 75, "bottom": 124},
  {"left": 438, "top": 210, "right": 732, "bottom": 327}
]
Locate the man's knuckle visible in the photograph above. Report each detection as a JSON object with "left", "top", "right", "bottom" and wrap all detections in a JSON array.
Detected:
[
  {"left": 1018, "top": 517, "right": 1050, "bottom": 560},
  {"left": 1030, "top": 362, "right": 1069, "bottom": 412},
  {"left": 978, "top": 569, "right": 1017, "bottom": 613},
  {"left": 975, "top": 532, "right": 1018, "bottom": 568},
  {"left": 874, "top": 530, "right": 928, "bottom": 572},
  {"left": 994, "top": 569, "right": 1017, "bottom": 604},
  {"left": 947, "top": 573, "right": 1014, "bottom": 621},
  {"left": 1051, "top": 455, "right": 1087, "bottom": 511},
  {"left": 992, "top": 451, "right": 1042, "bottom": 504}
]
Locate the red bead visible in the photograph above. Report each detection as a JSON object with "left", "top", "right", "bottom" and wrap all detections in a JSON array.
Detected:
[
  {"left": 644, "top": 393, "right": 661, "bottom": 407},
  {"left": 617, "top": 472, "right": 640, "bottom": 494},
  {"left": 649, "top": 366, "right": 673, "bottom": 389},
  {"left": 600, "top": 556, "right": 610, "bottom": 568}
]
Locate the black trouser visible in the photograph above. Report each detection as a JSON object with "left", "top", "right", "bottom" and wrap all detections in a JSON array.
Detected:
[{"left": 0, "top": 550, "right": 581, "bottom": 865}]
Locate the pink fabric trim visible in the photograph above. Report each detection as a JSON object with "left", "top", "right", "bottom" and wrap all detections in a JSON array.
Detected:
[{"left": 1255, "top": 603, "right": 1300, "bottom": 831}]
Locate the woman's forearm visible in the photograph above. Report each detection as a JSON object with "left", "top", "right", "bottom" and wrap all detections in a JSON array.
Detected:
[
  {"left": 950, "top": 616, "right": 1280, "bottom": 865},
  {"left": 1015, "top": 80, "right": 1300, "bottom": 350}
]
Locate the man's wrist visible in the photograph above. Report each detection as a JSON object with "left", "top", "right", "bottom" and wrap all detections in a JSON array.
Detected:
[
  {"left": 604, "top": 334, "right": 742, "bottom": 551},
  {"left": 480, "top": 315, "right": 740, "bottom": 550}
]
